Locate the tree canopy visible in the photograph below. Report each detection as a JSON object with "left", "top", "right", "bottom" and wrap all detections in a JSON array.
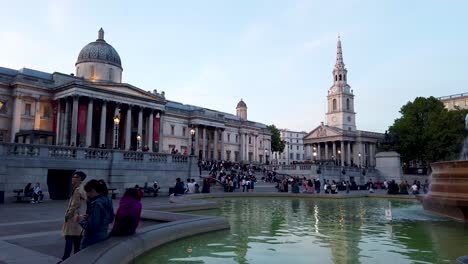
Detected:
[
  {"left": 267, "top": 124, "right": 286, "bottom": 153},
  {"left": 386, "top": 96, "right": 468, "bottom": 166}
]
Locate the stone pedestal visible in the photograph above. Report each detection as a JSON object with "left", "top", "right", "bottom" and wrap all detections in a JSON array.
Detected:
[{"left": 375, "top": 151, "right": 402, "bottom": 182}]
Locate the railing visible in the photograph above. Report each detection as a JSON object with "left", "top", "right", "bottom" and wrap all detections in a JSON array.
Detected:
[
  {"left": 49, "top": 146, "right": 76, "bottom": 159},
  {"left": 85, "top": 149, "right": 110, "bottom": 160},
  {"left": 172, "top": 155, "right": 188, "bottom": 163},
  {"left": 149, "top": 153, "right": 168, "bottom": 163},
  {"left": 0, "top": 143, "right": 193, "bottom": 165},
  {"left": 123, "top": 151, "right": 144, "bottom": 161},
  {"left": 6, "top": 144, "right": 40, "bottom": 157}
]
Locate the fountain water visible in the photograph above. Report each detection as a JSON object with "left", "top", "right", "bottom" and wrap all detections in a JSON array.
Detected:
[{"left": 419, "top": 114, "right": 468, "bottom": 221}]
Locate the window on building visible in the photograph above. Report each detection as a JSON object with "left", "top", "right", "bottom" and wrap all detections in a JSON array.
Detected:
[
  {"left": 290, "top": 145, "right": 293, "bottom": 150},
  {"left": 227, "top": 133, "right": 231, "bottom": 142},
  {"left": 346, "top": 98, "right": 350, "bottom": 110},
  {"left": 260, "top": 140, "right": 262, "bottom": 147},
  {"left": 333, "top": 99, "right": 337, "bottom": 111},
  {"left": 171, "top": 125, "right": 175, "bottom": 136},
  {"left": 249, "top": 136, "right": 251, "bottom": 144},
  {"left": 109, "top": 68, "right": 114, "bottom": 80},
  {"left": 236, "top": 135, "right": 238, "bottom": 143},
  {"left": 296, "top": 153, "right": 300, "bottom": 160},
  {"left": 335, "top": 75, "right": 337, "bottom": 81},
  {"left": 297, "top": 146, "right": 299, "bottom": 150},
  {"left": 339, "top": 74, "right": 342, "bottom": 81},
  {"left": 234, "top": 151, "right": 239, "bottom": 162},
  {"left": 290, "top": 153, "right": 294, "bottom": 160},
  {"left": 0, "top": 100, "right": 7, "bottom": 114},
  {"left": 290, "top": 133, "right": 292, "bottom": 137},
  {"left": 226, "top": 150, "right": 231, "bottom": 161},
  {"left": 169, "top": 144, "right": 175, "bottom": 152},
  {"left": 182, "top": 127, "right": 186, "bottom": 137},
  {"left": 24, "top": 103, "right": 31, "bottom": 116},
  {"left": 43, "top": 104, "right": 52, "bottom": 118}
]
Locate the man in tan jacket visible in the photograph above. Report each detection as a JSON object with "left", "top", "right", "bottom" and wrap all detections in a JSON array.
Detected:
[{"left": 59, "top": 171, "right": 86, "bottom": 262}]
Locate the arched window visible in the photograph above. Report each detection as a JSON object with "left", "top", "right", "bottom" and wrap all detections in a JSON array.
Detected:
[
  {"left": 346, "top": 98, "right": 350, "bottom": 110},
  {"left": 339, "top": 74, "right": 342, "bottom": 81},
  {"left": 109, "top": 68, "right": 114, "bottom": 80},
  {"left": 332, "top": 99, "right": 337, "bottom": 111},
  {"left": 335, "top": 75, "right": 337, "bottom": 81}
]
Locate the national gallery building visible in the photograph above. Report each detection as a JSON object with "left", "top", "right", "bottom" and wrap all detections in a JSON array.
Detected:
[
  {"left": 303, "top": 37, "right": 383, "bottom": 167},
  {"left": 0, "top": 29, "right": 272, "bottom": 163}
]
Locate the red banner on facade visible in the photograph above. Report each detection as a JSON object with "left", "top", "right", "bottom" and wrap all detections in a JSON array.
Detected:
[
  {"left": 153, "top": 115, "right": 160, "bottom": 142},
  {"left": 52, "top": 100, "right": 58, "bottom": 132},
  {"left": 78, "top": 104, "right": 88, "bottom": 135}
]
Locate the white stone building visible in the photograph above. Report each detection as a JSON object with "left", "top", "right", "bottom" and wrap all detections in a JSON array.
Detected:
[
  {"left": 272, "top": 129, "right": 307, "bottom": 165},
  {"left": 439, "top": 93, "right": 468, "bottom": 110},
  {"left": 303, "top": 36, "right": 383, "bottom": 167},
  {"left": 0, "top": 28, "right": 271, "bottom": 163}
]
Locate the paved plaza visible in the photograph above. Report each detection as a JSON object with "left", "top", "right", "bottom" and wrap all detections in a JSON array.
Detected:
[{"left": 0, "top": 182, "right": 410, "bottom": 264}]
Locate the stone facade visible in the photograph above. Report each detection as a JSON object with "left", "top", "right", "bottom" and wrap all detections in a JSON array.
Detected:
[
  {"left": 0, "top": 28, "right": 271, "bottom": 163},
  {"left": 272, "top": 129, "right": 307, "bottom": 165},
  {"left": 439, "top": 93, "right": 468, "bottom": 110},
  {"left": 303, "top": 36, "right": 383, "bottom": 167}
]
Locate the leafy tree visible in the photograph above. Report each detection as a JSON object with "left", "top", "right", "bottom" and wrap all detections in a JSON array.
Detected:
[
  {"left": 388, "top": 96, "right": 468, "bottom": 166},
  {"left": 267, "top": 124, "right": 286, "bottom": 153}
]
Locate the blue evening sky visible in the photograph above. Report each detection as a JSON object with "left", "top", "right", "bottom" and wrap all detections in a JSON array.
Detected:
[{"left": 1, "top": 0, "right": 467, "bottom": 133}]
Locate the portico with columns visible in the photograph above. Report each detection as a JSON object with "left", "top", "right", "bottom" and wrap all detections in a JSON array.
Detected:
[{"left": 53, "top": 83, "right": 165, "bottom": 150}]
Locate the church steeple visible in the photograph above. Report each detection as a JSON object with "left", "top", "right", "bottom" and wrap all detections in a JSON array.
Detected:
[
  {"left": 326, "top": 34, "right": 356, "bottom": 131},
  {"left": 333, "top": 34, "right": 347, "bottom": 85}
]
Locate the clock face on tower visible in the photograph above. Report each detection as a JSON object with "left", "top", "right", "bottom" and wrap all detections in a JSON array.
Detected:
[{"left": 332, "top": 116, "right": 337, "bottom": 122}]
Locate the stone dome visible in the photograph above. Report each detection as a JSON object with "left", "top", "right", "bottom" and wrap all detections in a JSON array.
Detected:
[
  {"left": 75, "top": 28, "right": 122, "bottom": 69},
  {"left": 236, "top": 99, "right": 247, "bottom": 108}
]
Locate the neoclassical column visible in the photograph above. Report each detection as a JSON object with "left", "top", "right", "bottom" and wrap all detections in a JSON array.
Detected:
[
  {"left": 325, "top": 142, "right": 329, "bottom": 160},
  {"left": 213, "top": 128, "right": 218, "bottom": 160},
  {"left": 195, "top": 126, "right": 199, "bottom": 157},
  {"left": 221, "top": 130, "right": 225, "bottom": 160},
  {"left": 70, "top": 95, "right": 79, "bottom": 146},
  {"left": 254, "top": 135, "right": 258, "bottom": 162},
  {"left": 33, "top": 98, "right": 41, "bottom": 130},
  {"left": 318, "top": 143, "right": 322, "bottom": 160},
  {"left": 347, "top": 141, "right": 351, "bottom": 166},
  {"left": 245, "top": 134, "right": 248, "bottom": 161},
  {"left": 369, "top": 143, "right": 374, "bottom": 167},
  {"left": 202, "top": 127, "right": 207, "bottom": 159},
  {"left": 332, "top": 142, "right": 336, "bottom": 161},
  {"left": 137, "top": 107, "right": 143, "bottom": 146},
  {"left": 239, "top": 132, "right": 244, "bottom": 161},
  {"left": 63, "top": 98, "right": 70, "bottom": 145},
  {"left": 55, "top": 100, "right": 62, "bottom": 145},
  {"left": 125, "top": 105, "right": 132, "bottom": 150},
  {"left": 85, "top": 98, "right": 93, "bottom": 147},
  {"left": 99, "top": 101, "right": 107, "bottom": 147},
  {"left": 340, "top": 141, "right": 345, "bottom": 166},
  {"left": 148, "top": 110, "right": 154, "bottom": 151},
  {"left": 158, "top": 112, "right": 164, "bottom": 152},
  {"left": 10, "top": 93, "right": 22, "bottom": 143}
]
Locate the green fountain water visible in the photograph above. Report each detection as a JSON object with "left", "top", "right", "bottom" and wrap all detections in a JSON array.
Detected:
[{"left": 137, "top": 198, "right": 468, "bottom": 264}]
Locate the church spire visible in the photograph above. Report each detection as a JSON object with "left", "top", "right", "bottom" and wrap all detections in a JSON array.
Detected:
[
  {"left": 335, "top": 34, "right": 344, "bottom": 69},
  {"left": 98, "top": 28, "right": 104, "bottom": 41}
]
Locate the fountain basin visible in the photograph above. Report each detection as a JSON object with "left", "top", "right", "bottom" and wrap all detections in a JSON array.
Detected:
[{"left": 420, "top": 160, "right": 468, "bottom": 221}]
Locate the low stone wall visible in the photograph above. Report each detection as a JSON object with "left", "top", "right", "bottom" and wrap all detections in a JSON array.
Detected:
[
  {"left": 63, "top": 210, "right": 230, "bottom": 264},
  {"left": 0, "top": 143, "right": 199, "bottom": 200}
]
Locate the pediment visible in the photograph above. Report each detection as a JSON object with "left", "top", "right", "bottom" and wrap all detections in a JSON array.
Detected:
[
  {"left": 304, "top": 125, "right": 342, "bottom": 140},
  {"left": 94, "top": 84, "right": 158, "bottom": 101}
]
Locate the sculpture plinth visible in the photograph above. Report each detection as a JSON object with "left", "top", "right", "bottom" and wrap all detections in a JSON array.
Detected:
[{"left": 419, "top": 161, "right": 468, "bottom": 221}]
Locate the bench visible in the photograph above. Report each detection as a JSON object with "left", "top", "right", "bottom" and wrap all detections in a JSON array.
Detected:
[{"left": 13, "top": 189, "right": 24, "bottom": 202}]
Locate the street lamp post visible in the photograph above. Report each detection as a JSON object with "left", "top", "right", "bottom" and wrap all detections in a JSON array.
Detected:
[
  {"left": 358, "top": 152, "right": 362, "bottom": 168},
  {"left": 136, "top": 134, "right": 141, "bottom": 151},
  {"left": 113, "top": 115, "right": 120, "bottom": 149},
  {"left": 190, "top": 128, "right": 195, "bottom": 155},
  {"left": 337, "top": 149, "right": 341, "bottom": 166},
  {"left": 313, "top": 145, "right": 317, "bottom": 163}
]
